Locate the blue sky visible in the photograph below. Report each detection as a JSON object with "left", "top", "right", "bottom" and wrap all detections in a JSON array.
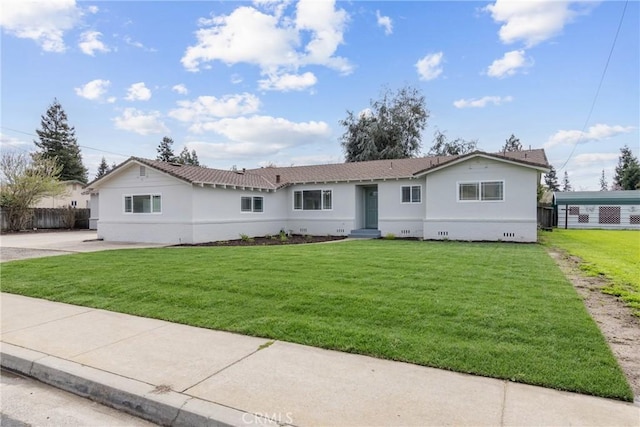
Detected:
[{"left": 1, "top": 0, "right": 638, "bottom": 190}]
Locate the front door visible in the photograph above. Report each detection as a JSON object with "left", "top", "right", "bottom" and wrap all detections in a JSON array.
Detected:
[{"left": 364, "top": 187, "right": 378, "bottom": 229}]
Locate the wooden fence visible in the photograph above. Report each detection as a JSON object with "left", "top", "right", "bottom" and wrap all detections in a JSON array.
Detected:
[
  {"left": 0, "top": 208, "right": 90, "bottom": 231},
  {"left": 537, "top": 205, "right": 556, "bottom": 229}
]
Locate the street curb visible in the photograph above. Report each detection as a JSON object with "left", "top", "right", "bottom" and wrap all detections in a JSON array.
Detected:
[{"left": 1, "top": 343, "right": 277, "bottom": 427}]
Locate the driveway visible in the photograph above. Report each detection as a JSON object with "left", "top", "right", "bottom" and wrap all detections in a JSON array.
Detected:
[{"left": 0, "top": 230, "right": 165, "bottom": 262}]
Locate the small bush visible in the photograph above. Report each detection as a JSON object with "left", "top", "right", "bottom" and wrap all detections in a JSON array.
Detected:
[
  {"left": 240, "top": 233, "right": 254, "bottom": 243},
  {"left": 383, "top": 233, "right": 396, "bottom": 240}
]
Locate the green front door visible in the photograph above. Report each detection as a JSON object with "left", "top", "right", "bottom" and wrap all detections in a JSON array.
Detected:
[{"left": 365, "top": 187, "right": 378, "bottom": 229}]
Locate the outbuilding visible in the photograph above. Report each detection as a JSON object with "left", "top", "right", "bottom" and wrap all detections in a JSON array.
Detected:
[{"left": 554, "top": 190, "right": 640, "bottom": 229}]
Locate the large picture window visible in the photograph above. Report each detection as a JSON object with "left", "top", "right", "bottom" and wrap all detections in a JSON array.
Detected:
[
  {"left": 293, "top": 189, "right": 332, "bottom": 210},
  {"left": 124, "top": 194, "right": 161, "bottom": 213},
  {"left": 241, "top": 196, "right": 263, "bottom": 213},
  {"left": 401, "top": 185, "right": 421, "bottom": 203},
  {"left": 458, "top": 181, "right": 503, "bottom": 202}
]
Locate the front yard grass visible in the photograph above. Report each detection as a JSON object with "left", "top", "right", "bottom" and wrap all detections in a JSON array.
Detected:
[
  {"left": 1, "top": 240, "right": 633, "bottom": 401},
  {"left": 541, "top": 229, "right": 640, "bottom": 315}
]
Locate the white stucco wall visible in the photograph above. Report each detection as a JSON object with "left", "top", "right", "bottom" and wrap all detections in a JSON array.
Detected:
[
  {"left": 285, "top": 183, "right": 355, "bottom": 236},
  {"left": 424, "top": 158, "right": 539, "bottom": 242},
  {"left": 377, "top": 179, "right": 425, "bottom": 238},
  {"left": 191, "top": 186, "right": 288, "bottom": 242},
  {"left": 96, "top": 163, "right": 194, "bottom": 244}
]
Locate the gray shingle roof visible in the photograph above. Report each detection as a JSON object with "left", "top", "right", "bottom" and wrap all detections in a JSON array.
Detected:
[{"left": 87, "top": 149, "right": 548, "bottom": 190}]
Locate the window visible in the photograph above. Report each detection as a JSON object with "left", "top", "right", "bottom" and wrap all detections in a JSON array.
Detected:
[
  {"left": 124, "top": 194, "right": 161, "bottom": 213},
  {"left": 401, "top": 185, "right": 421, "bottom": 203},
  {"left": 139, "top": 166, "right": 146, "bottom": 177},
  {"left": 458, "top": 181, "right": 504, "bottom": 202},
  {"left": 293, "top": 189, "right": 332, "bottom": 210},
  {"left": 241, "top": 196, "right": 263, "bottom": 213}
]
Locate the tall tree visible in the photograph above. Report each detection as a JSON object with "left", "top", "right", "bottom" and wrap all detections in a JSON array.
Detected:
[
  {"left": 613, "top": 145, "right": 640, "bottom": 190},
  {"left": 177, "top": 147, "right": 200, "bottom": 166},
  {"left": 0, "top": 152, "right": 66, "bottom": 231},
  {"left": 95, "top": 157, "right": 110, "bottom": 179},
  {"left": 501, "top": 134, "right": 522, "bottom": 152},
  {"left": 34, "top": 98, "right": 88, "bottom": 183},
  {"left": 562, "top": 171, "right": 572, "bottom": 192},
  {"left": 599, "top": 169, "right": 608, "bottom": 191},
  {"left": 428, "top": 130, "right": 477, "bottom": 156},
  {"left": 340, "top": 85, "right": 429, "bottom": 162},
  {"left": 156, "top": 136, "right": 177, "bottom": 162},
  {"left": 544, "top": 165, "right": 560, "bottom": 191}
]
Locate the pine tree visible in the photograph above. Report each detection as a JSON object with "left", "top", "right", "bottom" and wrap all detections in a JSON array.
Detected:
[
  {"left": 501, "top": 134, "right": 522, "bottom": 152},
  {"left": 613, "top": 145, "right": 640, "bottom": 190},
  {"left": 544, "top": 165, "right": 560, "bottom": 191},
  {"left": 95, "top": 157, "right": 110, "bottom": 179},
  {"left": 156, "top": 137, "right": 177, "bottom": 162},
  {"left": 599, "top": 169, "right": 608, "bottom": 191},
  {"left": 34, "top": 98, "right": 88, "bottom": 183},
  {"left": 562, "top": 171, "right": 572, "bottom": 192},
  {"left": 177, "top": 147, "right": 200, "bottom": 166}
]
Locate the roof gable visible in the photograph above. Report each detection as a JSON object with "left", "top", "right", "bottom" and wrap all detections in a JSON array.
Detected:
[{"left": 414, "top": 151, "right": 549, "bottom": 176}]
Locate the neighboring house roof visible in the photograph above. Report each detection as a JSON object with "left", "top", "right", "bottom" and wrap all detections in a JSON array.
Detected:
[
  {"left": 86, "top": 149, "right": 549, "bottom": 191},
  {"left": 554, "top": 190, "right": 640, "bottom": 205}
]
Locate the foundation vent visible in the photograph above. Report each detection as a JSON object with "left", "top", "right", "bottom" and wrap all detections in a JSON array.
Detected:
[
  {"left": 503, "top": 232, "right": 515, "bottom": 238},
  {"left": 438, "top": 231, "right": 448, "bottom": 237}
]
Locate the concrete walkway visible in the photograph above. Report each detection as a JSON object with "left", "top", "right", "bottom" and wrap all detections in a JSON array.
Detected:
[
  {"left": 1, "top": 294, "right": 638, "bottom": 426},
  {"left": 0, "top": 230, "right": 165, "bottom": 262}
]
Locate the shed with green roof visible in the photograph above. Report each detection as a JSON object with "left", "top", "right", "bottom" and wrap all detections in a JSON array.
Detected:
[{"left": 553, "top": 190, "right": 640, "bottom": 229}]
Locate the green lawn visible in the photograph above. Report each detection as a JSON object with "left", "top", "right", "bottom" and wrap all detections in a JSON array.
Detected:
[
  {"left": 541, "top": 229, "right": 640, "bottom": 314},
  {"left": 1, "top": 240, "right": 633, "bottom": 401}
]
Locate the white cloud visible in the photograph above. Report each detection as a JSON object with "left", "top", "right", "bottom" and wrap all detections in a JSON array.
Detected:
[
  {"left": 74, "top": 79, "right": 111, "bottom": 101},
  {"left": 169, "top": 93, "right": 261, "bottom": 130},
  {"left": 453, "top": 95, "right": 513, "bottom": 109},
  {"left": 181, "top": 1, "right": 351, "bottom": 90},
  {"left": 123, "top": 35, "right": 156, "bottom": 52},
  {"left": 0, "top": 132, "right": 30, "bottom": 150},
  {"left": 0, "top": 0, "right": 81, "bottom": 52},
  {"left": 487, "top": 49, "right": 530, "bottom": 78},
  {"left": 258, "top": 72, "right": 317, "bottom": 91},
  {"left": 198, "top": 115, "right": 330, "bottom": 144},
  {"left": 172, "top": 84, "right": 189, "bottom": 95},
  {"left": 573, "top": 152, "right": 620, "bottom": 166},
  {"left": 484, "top": 0, "right": 594, "bottom": 47},
  {"left": 376, "top": 10, "right": 392, "bottom": 35},
  {"left": 545, "top": 124, "right": 634, "bottom": 148},
  {"left": 87, "top": 5, "right": 99, "bottom": 14},
  {"left": 184, "top": 115, "right": 330, "bottom": 159},
  {"left": 125, "top": 82, "right": 152, "bottom": 101},
  {"left": 113, "top": 108, "right": 168, "bottom": 135},
  {"left": 78, "top": 30, "right": 109, "bottom": 56},
  {"left": 416, "top": 52, "right": 444, "bottom": 81}
]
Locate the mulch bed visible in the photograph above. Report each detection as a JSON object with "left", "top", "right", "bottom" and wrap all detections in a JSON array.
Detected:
[{"left": 175, "top": 235, "right": 348, "bottom": 247}]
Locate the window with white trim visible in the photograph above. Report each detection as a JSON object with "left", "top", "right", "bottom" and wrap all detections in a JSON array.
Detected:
[
  {"left": 458, "top": 181, "right": 504, "bottom": 202},
  {"left": 293, "top": 189, "right": 332, "bottom": 210},
  {"left": 241, "top": 196, "right": 263, "bottom": 213},
  {"left": 124, "top": 194, "right": 161, "bottom": 213},
  {"left": 401, "top": 185, "right": 421, "bottom": 203}
]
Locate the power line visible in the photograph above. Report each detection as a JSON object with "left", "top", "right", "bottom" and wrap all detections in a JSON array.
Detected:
[
  {"left": 0, "top": 126, "right": 129, "bottom": 158},
  {"left": 558, "top": 0, "right": 629, "bottom": 172}
]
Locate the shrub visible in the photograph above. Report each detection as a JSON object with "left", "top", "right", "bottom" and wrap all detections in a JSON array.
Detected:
[{"left": 383, "top": 233, "right": 396, "bottom": 240}]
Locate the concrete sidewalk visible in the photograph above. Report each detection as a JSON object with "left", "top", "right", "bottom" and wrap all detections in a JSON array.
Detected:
[{"left": 1, "top": 293, "right": 638, "bottom": 426}]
